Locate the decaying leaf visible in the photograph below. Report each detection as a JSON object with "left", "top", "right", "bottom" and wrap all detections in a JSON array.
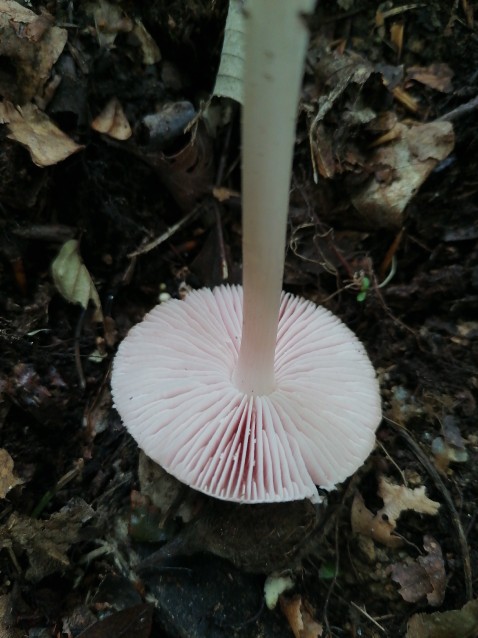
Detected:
[
  {"left": 308, "top": 49, "right": 374, "bottom": 181},
  {"left": 280, "top": 595, "right": 323, "bottom": 638},
  {"left": 1, "top": 102, "right": 84, "bottom": 167},
  {"left": 91, "top": 97, "right": 132, "bottom": 140},
  {"left": 351, "top": 475, "right": 440, "bottom": 548},
  {"left": 406, "top": 599, "right": 478, "bottom": 638},
  {"left": 0, "top": 449, "right": 23, "bottom": 499},
  {"left": 406, "top": 63, "right": 454, "bottom": 93},
  {"left": 0, "top": 498, "right": 94, "bottom": 582},
  {"left": 391, "top": 535, "right": 446, "bottom": 606},
  {"left": 0, "top": 0, "right": 67, "bottom": 103},
  {"left": 51, "top": 240, "right": 103, "bottom": 321},
  {"left": 214, "top": 0, "right": 245, "bottom": 103},
  {"left": 352, "top": 121, "right": 455, "bottom": 228}
]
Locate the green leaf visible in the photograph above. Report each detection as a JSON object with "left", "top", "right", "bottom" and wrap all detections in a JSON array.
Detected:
[
  {"left": 51, "top": 239, "right": 103, "bottom": 321},
  {"left": 318, "top": 563, "right": 337, "bottom": 580},
  {"left": 213, "top": 0, "right": 245, "bottom": 104}
]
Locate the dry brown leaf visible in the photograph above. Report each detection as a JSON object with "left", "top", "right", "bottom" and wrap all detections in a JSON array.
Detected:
[
  {"left": 352, "top": 121, "right": 454, "bottom": 228},
  {"left": 0, "top": 449, "right": 23, "bottom": 499},
  {"left": 3, "top": 102, "right": 84, "bottom": 166},
  {"left": 379, "top": 475, "right": 441, "bottom": 524},
  {"left": 351, "top": 490, "right": 400, "bottom": 548},
  {"left": 419, "top": 536, "right": 446, "bottom": 606},
  {"left": 309, "top": 49, "right": 374, "bottom": 181},
  {"left": 406, "top": 599, "right": 478, "bottom": 638},
  {"left": 391, "top": 535, "right": 446, "bottom": 606},
  {"left": 391, "top": 560, "right": 432, "bottom": 603},
  {"left": 406, "top": 63, "right": 454, "bottom": 93},
  {"left": 0, "top": 498, "right": 93, "bottom": 582},
  {"left": 0, "top": 0, "right": 67, "bottom": 103},
  {"left": 280, "top": 595, "right": 323, "bottom": 638},
  {"left": 351, "top": 476, "right": 440, "bottom": 548},
  {"left": 91, "top": 97, "right": 132, "bottom": 140}
]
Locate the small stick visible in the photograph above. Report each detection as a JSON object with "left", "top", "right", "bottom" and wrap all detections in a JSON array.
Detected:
[
  {"left": 436, "top": 95, "right": 478, "bottom": 122},
  {"left": 74, "top": 307, "right": 87, "bottom": 390},
  {"left": 127, "top": 208, "right": 200, "bottom": 258}
]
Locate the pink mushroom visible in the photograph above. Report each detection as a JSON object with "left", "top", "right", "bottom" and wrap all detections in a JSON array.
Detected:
[{"left": 111, "top": 1, "right": 381, "bottom": 504}]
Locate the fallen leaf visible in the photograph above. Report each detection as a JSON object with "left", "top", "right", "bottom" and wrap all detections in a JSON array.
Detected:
[
  {"left": 0, "top": 498, "right": 94, "bottom": 582},
  {"left": 391, "top": 535, "right": 446, "bottom": 606},
  {"left": 76, "top": 604, "right": 153, "bottom": 638},
  {"left": 92, "top": 97, "right": 132, "bottom": 140},
  {"left": 406, "top": 63, "right": 454, "bottom": 93},
  {"left": 214, "top": 0, "right": 245, "bottom": 103},
  {"left": 352, "top": 121, "right": 454, "bottom": 228},
  {"left": 51, "top": 239, "right": 103, "bottom": 321},
  {"left": 419, "top": 536, "right": 446, "bottom": 606},
  {"left": 391, "top": 560, "right": 432, "bottom": 603},
  {"left": 351, "top": 475, "right": 440, "bottom": 548},
  {"left": 378, "top": 475, "right": 441, "bottom": 525},
  {"left": 2, "top": 102, "right": 84, "bottom": 167},
  {"left": 0, "top": 0, "right": 67, "bottom": 103},
  {"left": 280, "top": 595, "right": 323, "bottom": 638},
  {"left": 309, "top": 48, "right": 374, "bottom": 181},
  {"left": 0, "top": 449, "right": 23, "bottom": 499},
  {"left": 406, "top": 599, "right": 478, "bottom": 638}
]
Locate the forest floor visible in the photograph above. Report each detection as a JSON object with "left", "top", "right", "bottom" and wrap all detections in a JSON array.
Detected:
[{"left": 1, "top": 1, "right": 477, "bottom": 637}]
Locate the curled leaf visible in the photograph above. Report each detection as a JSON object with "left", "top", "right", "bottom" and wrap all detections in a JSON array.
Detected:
[
  {"left": 0, "top": 449, "right": 23, "bottom": 498},
  {"left": 213, "top": 0, "right": 245, "bottom": 103},
  {"left": 51, "top": 240, "right": 103, "bottom": 321}
]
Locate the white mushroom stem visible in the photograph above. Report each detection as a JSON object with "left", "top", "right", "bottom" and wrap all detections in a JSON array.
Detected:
[{"left": 233, "top": 0, "right": 316, "bottom": 396}]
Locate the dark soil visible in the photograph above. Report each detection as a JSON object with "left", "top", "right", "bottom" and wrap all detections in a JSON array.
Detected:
[{"left": 1, "top": 1, "right": 477, "bottom": 637}]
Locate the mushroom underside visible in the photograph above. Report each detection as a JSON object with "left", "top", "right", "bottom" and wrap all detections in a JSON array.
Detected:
[{"left": 111, "top": 285, "right": 381, "bottom": 503}]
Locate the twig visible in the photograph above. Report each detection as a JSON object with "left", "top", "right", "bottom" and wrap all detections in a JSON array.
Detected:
[
  {"left": 436, "top": 95, "right": 478, "bottom": 122},
  {"left": 74, "top": 307, "right": 87, "bottom": 390},
  {"left": 127, "top": 208, "right": 200, "bottom": 258},
  {"left": 376, "top": 440, "right": 408, "bottom": 486},
  {"left": 350, "top": 602, "right": 387, "bottom": 634},
  {"left": 213, "top": 201, "right": 229, "bottom": 280}
]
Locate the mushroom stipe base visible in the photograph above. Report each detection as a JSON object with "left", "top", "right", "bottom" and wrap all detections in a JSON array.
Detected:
[{"left": 112, "top": 285, "right": 381, "bottom": 504}]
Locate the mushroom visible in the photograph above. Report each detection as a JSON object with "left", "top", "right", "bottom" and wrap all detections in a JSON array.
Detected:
[{"left": 112, "top": 0, "right": 381, "bottom": 504}]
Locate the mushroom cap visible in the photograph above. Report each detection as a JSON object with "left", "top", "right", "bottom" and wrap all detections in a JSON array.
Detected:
[{"left": 111, "top": 285, "right": 381, "bottom": 504}]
